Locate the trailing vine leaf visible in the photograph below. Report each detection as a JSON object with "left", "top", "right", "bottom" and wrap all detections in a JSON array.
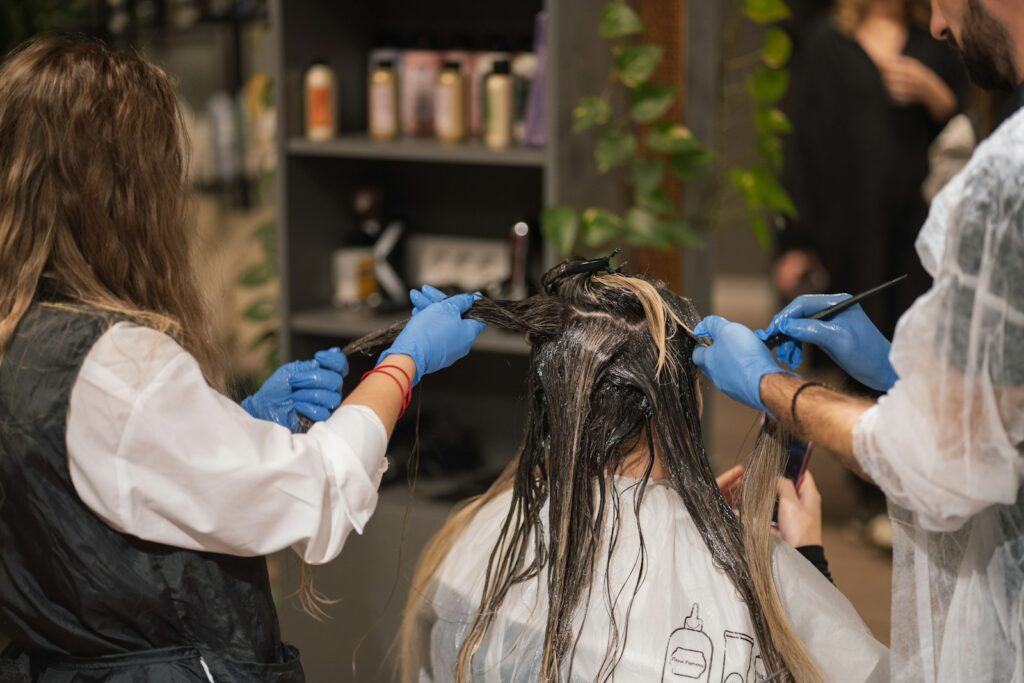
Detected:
[
  {"left": 757, "top": 135, "right": 785, "bottom": 170},
  {"left": 240, "top": 261, "right": 275, "bottom": 287},
  {"left": 658, "top": 218, "right": 705, "bottom": 248},
  {"left": 248, "top": 328, "right": 278, "bottom": 352},
  {"left": 631, "top": 157, "right": 664, "bottom": 196},
  {"left": 573, "top": 96, "right": 611, "bottom": 133},
  {"left": 646, "top": 122, "right": 703, "bottom": 155},
  {"left": 582, "top": 208, "right": 625, "bottom": 247},
  {"left": 750, "top": 168, "right": 797, "bottom": 216},
  {"left": 749, "top": 213, "right": 772, "bottom": 250},
  {"left": 754, "top": 107, "right": 792, "bottom": 136},
  {"left": 748, "top": 66, "right": 790, "bottom": 103},
  {"left": 637, "top": 189, "right": 674, "bottom": 215},
  {"left": 745, "top": 0, "right": 790, "bottom": 24},
  {"left": 599, "top": 1, "right": 644, "bottom": 39},
  {"left": 624, "top": 206, "right": 664, "bottom": 246},
  {"left": 542, "top": 206, "right": 580, "bottom": 258},
  {"left": 244, "top": 298, "right": 277, "bottom": 322},
  {"left": 629, "top": 84, "right": 677, "bottom": 124},
  {"left": 254, "top": 220, "right": 278, "bottom": 262},
  {"left": 669, "top": 147, "right": 714, "bottom": 179},
  {"left": 762, "top": 27, "right": 793, "bottom": 68},
  {"left": 595, "top": 127, "right": 637, "bottom": 172},
  {"left": 615, "top": 45, "right": 664, "bottom": 87}
]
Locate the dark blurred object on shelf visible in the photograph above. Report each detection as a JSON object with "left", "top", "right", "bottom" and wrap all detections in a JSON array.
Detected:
[{"left": 381, "top": 409, "right": 484, "bottom": 488}]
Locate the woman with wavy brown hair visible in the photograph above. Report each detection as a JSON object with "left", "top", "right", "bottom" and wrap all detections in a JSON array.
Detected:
[
  {"left": 382, "top": 260, "right": 888, "bottom": 682},
  {"left": 0, "top": 37, "right": 483, "bottom": 681}
]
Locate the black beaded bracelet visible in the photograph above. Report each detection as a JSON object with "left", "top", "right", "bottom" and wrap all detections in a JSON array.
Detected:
[{"left": 790, "top": 381, "right": 826, "bottom": 430}]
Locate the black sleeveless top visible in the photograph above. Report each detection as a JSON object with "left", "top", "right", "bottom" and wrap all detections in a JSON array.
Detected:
[{"left": 0, "top": 304, "right": 304, "bottom": 682}]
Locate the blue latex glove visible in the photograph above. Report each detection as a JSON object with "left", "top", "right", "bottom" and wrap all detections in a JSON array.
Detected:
[
  {"left": 692, "top": 315, "right": 788, "bottom": 413},
  {"left": 756, "top": 294, "right": 897, "bottom": 392},
  {"left": 242, "top": 347, "right": 349, "bottom": 432},
  {"left": 380, "top": 292, "right": 485, "bottom": 385},
  {"left": 410, "top": 284, "right": 447, "bottom": 314}
]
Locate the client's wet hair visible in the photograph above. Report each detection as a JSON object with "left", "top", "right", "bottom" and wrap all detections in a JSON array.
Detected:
[{"left": 347, "top": 259, "right": 821, "bottom": 682}]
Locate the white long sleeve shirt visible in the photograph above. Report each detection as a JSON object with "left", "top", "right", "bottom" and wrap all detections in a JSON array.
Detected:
[{"left": 65, "top": 322, "right": 388, "bottom": 565}]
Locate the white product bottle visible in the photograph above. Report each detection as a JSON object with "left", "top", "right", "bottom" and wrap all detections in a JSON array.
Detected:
[
  {"left": 485, "top": 60, "right": 514, "bottom": 149},
  {"left": 305, "top": 59, "right": 336, "bottom": 141},
  {"left": 368, "top": 60, "right": 399, "bottom": 141}
]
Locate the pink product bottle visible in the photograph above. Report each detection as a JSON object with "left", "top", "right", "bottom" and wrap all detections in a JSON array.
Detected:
[{"left": 401, "top": 51, "right": 442, "bottom": 137}]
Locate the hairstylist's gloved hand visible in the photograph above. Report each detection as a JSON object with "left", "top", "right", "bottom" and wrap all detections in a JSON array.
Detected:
[
  {"left": 381, "top": 292, "right": 485, "bottom": 385},
  {"left": 756, "top": 294, "right": 897, "bottom": 391},
  {"left": 692, "top": 316, "right": 787, "bottom": 413},
  {"left": 410, "top": 284, "right": 447, "bottom": 314},
  {"left": 242, "top": 347, "right": 349, "bottom": 432}
]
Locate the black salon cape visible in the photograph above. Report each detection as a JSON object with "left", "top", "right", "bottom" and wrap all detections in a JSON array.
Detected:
[{"left": 779, "top": 18, "right": 968, "bottom": 337}]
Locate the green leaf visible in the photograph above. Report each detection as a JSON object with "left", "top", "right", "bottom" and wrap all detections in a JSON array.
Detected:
[
  {"left": 647, "top": 122, "right": 703, "bottom": 155},
  {"left": 758, "top": 134, "right": 784, "bottom": 170},
  {"left": 254, "top": 220, "right": 278, "bottom": 261},
  {"left": 615, "top": 45, "right": 664, "bottom": 87},
  {"left": 669, "top": 147, "right": 714, "bottom": 179},
  {"left": 658, "top": 219, "right": 705, "bottom": 248},
  {"left": 595, "top": 127, "right": 637, "bottom": 172},
  {"left": 631, "top": 157, "right": 664, "bottom": 196},
  {"left": 240, "top": 261, "right": 275, "bottom": 287},
  {"left": 629, "top": 83, "right": 677, "bottom": 124},
  {"left": 746, "top": 0, "right": 791, "bottom": 24},
  {"left": 734, "top": 168, "right": 797, "bottom": 218},
  {"left": 244, "top": 298, "right": 277, "bottom": 322},
  {"left": 572, "top": 96, "right": 611, "bottom": 133},
  {"left": 542, "top": 205, "right": 580, "bottom": 258},
  {"left": 624, "top": 206, "right": 668, "bottom": 247},
  {"left": 248, "top": 328, "right": 278, "bottom": 352},
  {"left": 749, "top": 213, "right": 772, "bottom": 251},
  {"left": 762, "top": 27, "right": 793, "bottom": 68},
  {"left": 637, "top": 189, "right": 675, "bottom": 215},
  {"left": 753, "top": 107, "right": 792, "bottom": 136},
  {"left": 751, "top": 169, "right": 797, "bottom": 217},
  {"left": 747, "top": 66, "right": 790, "bottom": 104},
  {"left": 599, "top": 1, "right": 644, "bottom": 39},
  {"left": 581, "top": 208, "right": 625, "bottom": 248}
]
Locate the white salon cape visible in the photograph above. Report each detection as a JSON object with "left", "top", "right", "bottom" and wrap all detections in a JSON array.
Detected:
[
  {"left": 853, "top": 107, "right": 1024, "bottom": 681},
  {"left": 411, "top": 482, "right": 888, "bottom": 682},
  {"left": 66, "top": 322, "right": 388, "bottom": 564}
]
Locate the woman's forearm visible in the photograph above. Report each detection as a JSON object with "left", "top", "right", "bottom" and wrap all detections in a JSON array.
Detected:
[{"left": 343, "top": 354, "right": 417, "bottom": 439}]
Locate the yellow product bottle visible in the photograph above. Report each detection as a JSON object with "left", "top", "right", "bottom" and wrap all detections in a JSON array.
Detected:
[
  {"left": 435, "top": 61, "right": 466, "bottom": 143},
  {"left": 485, "top": 60, "right": 513, "bottom": 149},
  {"left": 368, "top": 60, "right": 399, "bottom": 140}
]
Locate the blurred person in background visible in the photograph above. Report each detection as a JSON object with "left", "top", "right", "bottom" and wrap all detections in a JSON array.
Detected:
[
  {"left": 776, "top": 0, "right": 966, "bottom": 335},
  {"left": 773, "top": 0, "right": 967, "bottom": 545}
]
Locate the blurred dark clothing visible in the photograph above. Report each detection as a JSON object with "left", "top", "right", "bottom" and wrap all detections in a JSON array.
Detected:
[{"left": 778, "top": 18, "right": 968, "bottom": 337}]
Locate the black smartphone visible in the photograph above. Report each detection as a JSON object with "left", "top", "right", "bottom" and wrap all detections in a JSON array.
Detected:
[
  {"left": 784, "top": 435, "right": 814, "bottom": 491},
  {"left": 773, "top": 434, "right": 814, "bottom": 524}
]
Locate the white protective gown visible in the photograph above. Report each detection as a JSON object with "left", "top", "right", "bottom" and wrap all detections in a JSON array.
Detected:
[
  {"left": 853, "top": 107, "right": 1024, "bottom": 681},
  {"left": 411, "top": 480, "right": 888, "bottom": 682}
]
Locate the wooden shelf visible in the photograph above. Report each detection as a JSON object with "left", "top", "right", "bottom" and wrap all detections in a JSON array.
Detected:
[
  {"left": 288, "top": 135, "right": 546, "bottom": 168},
  {"left": 291, "top": 307, "right": 531, "bottom": 356}
]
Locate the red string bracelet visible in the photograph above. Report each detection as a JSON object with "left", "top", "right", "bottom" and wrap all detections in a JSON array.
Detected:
[
  {"left": 360, "top": 367, "right": 412, "bottom": 417},
  {"left": 374, "top": 363, "right": 413, "bottom": 391}
]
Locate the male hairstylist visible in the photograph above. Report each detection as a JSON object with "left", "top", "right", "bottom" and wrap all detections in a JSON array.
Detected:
[{"left": 693, "top": 0, "right": 1024, "bottom": 680}]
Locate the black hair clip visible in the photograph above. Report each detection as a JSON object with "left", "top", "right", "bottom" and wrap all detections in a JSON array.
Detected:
[{"left": 564, "top": 248, "right": 624, "bottom": 276}]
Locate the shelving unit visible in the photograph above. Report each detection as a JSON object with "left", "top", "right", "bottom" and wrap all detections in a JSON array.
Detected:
[
  {"left": 270, "top": 1, "right": 625, "bottom": 679},
  {"left": 287, "top": 135, "right": 547, "bottom": 167}
]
